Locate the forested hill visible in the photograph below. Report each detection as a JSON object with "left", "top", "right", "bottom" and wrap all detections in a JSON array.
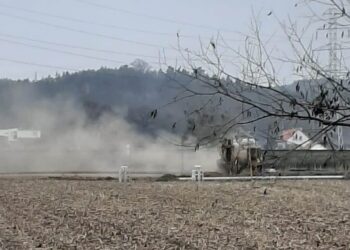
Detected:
[
  {"left": 0, "top": 66, "right": 170, "bottom": 131},
  {"left": 0, "top": 65, "right": 242, "bottom": 142},
  {"left": 1, "top": 64, "right": 337, "bottom": 146}
]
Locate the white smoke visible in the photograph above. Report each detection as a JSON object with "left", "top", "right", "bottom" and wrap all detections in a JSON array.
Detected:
[{"left": 0, "top": 96, "right": 219, "bottom": 175}]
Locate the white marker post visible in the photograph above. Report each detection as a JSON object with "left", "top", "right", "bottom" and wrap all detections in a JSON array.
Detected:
[
  {"left": 191, "top": 165, "right": 204, "bottom": 182},
  {"left": 119, "top": 166, "right": 128, "bottom": 183}
]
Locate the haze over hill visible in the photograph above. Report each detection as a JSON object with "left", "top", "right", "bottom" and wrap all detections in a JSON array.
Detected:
[
  {"left": 0, "top": 64, "right": 233, "bottom": 173},
  {"left": 0, "top": 64, "right": 242, "bottom": 140},
  {"left": 1, "top": 64, "right": 349, "bottom": 149}
]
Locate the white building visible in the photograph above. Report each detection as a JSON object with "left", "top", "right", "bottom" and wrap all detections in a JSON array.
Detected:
[
  {"left": 0, "top": 129, "right": 41, "bottom": 142},
  {"left": 276, "top": 128, "right": 326, "bottom": 150}
]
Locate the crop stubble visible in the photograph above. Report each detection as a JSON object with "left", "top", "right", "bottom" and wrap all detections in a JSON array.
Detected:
[{"left": 0, "top": 178, "right": 349, "bottom": 249}]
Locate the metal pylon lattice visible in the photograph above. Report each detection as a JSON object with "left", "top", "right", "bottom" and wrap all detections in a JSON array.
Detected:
[
  {"left": 326, "top": 8, "right": 344, "bottom": 149},
  {"left": 337, "top": 114, "right": 344, "bottom": 149},
  {"left": 328, "top": 8, "right": 339, "bottom": 78}
]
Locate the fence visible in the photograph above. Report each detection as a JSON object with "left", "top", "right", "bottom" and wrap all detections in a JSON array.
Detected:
[{"left": 263, "top": 149, "right": 350, "bottom": 173}]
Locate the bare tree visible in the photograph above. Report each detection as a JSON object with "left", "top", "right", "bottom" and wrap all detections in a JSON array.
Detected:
[{"left": 166, "top": 0, "right": 350, "bottom": 149}]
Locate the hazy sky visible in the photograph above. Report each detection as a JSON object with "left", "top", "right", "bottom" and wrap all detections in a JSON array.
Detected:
[{"left": 0, "top": 0, "right": 310, "bottom": 79}]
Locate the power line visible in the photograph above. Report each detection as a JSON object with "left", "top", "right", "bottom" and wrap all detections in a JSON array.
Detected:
[
  {"left": 0, "top": 31, "right": 241, "bottom": 69},
  {"left": 0, "top": 33, "right": 238, "bottom": 63},
  {"left": 0, "top": 11, "right": 172, "bottom": 50},
  {"left": 0, "top": 37, "right": 128, "bottom": 64},
  {"left": 0, "top": 8, "right": 241, "bottom": 71},
  {"left": 0, "top": 57, "right": 78, "bottom": 71},
  {"left": 0, "top": 3, "right": 176, "bottom": 37},
  {"left": 0, "top": 33, "right": 171, "bottom": 60},
  {"left": 0, "top": 37, "right": 179, "bottom": 67},
  {"left": 0, "top": 3, "right": 244, "bottom": 43},
  {"left": 73, "top": 0, "right": 240, "bottom": 34},
  {"left": 0, "top": 17, "right": 246, "bottom": 71}
]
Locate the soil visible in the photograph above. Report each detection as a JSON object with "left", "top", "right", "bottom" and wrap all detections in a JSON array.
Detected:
[{"left": 0, "top": 178, "right": 349, "bottom": 249}]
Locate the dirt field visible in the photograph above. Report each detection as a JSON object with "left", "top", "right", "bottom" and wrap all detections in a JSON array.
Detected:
[{"left": 0, "top": 179, "right": 349, "bottom": 249}]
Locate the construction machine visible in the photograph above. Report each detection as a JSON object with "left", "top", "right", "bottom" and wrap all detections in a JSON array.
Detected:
[{"left": 217, "top": 136, "right": 262, "bottom": 176}]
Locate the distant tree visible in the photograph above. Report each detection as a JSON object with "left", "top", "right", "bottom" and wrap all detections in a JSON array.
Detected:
[{"left": 131, "top": 59, "right": 151, "bottom": 73}]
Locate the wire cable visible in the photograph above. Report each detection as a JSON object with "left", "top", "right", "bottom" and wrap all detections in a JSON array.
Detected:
[
  {"left": 0, "top": 33, "right": 178, "bottom": 62},
  {"left": 0, "top": 3, "right": 244, "bottom": 42},
  {"left": 0, "top": 57, "right": 78, "bottom": 71},
  {"left": 0, "top": 11, "right": 173, "bottom": 50},
  {"left": 73, "top": 0, "right": 240, "bottom": 34},
  {"left": 0, "top": 33, "right": 179, "bottom": 60},
  {"left": 0, "top": 3, "right": 178, "bottom": 38},
  {"left": 0, "top": 37, "right": 127, "bottom": 64}
]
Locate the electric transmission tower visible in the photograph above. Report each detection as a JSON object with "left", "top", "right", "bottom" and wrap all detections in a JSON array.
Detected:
[
  {"left": 328, "top": 8, "right": 344, "bottom": 149},
  {"left": 327, "top": 9, "right": 340, "bottom": 77},
  {"left": 316, "top": 7, "right": 348, "bottom": 149}
]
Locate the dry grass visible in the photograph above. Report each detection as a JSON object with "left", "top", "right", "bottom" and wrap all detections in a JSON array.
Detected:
[{"left": 0, "top": 178, "right": 349, "bottom": 249}]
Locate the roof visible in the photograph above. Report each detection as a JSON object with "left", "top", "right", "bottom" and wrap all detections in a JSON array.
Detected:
[{"left": 280, "top": 129, "right": 297, "bottom": 141}]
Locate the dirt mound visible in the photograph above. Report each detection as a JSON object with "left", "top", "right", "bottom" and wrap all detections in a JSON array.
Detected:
[{"left": 155, "top": 174, "right": 178, "bottom": 182}]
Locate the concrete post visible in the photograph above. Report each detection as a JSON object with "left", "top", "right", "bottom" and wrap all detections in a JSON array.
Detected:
[
  {"left": 119, "top": 166, "right": 128, "bottom": 183},
  {"left": 192, "top": 165, "right": 204, "bottom": 182}
]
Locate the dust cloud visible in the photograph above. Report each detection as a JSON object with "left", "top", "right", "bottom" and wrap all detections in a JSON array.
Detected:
[{"left": 0, "top": 96, "right": 219, "bottom": 175}]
